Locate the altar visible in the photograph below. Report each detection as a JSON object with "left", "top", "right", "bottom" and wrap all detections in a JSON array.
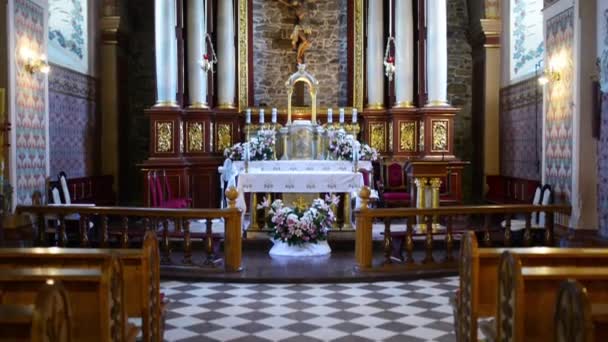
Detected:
[{"left": 220, "top": 160, "right": 372, "bottom": 232}]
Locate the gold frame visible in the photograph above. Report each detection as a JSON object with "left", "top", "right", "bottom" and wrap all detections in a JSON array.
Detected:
[{"left": 237, "top": 0, "right": 364, "bottom": 112}]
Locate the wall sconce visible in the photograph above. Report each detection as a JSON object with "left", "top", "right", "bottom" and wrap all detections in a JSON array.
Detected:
[
  {"left": 18, "top": 46, "right": 50, "bottom": 75},
  {"left": 538, "top": 69, "right": 560, "bottom": 85}
]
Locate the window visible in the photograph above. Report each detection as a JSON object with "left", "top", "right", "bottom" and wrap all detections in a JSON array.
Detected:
[{"left": 510, "top": 0, "right": 544, "bottom": 81}]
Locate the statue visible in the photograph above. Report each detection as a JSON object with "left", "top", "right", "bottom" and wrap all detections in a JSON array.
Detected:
[{"left": 278, "top": 0, "right": 312, "bottom": 65}]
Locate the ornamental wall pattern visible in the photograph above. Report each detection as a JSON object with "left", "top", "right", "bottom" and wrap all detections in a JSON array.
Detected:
[
  {"left": 48, "top": 64, "right": 97, "bottom": 178},
  {"left": 14, "top": 0, "right": 48, "bottom": 205},
  {"left": 544, "top": 7, "right": 574, "bottom": 204}
]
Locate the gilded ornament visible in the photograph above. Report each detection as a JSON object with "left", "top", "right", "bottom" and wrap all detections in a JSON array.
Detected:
[
  {"left": 238, "top": 0, "right": 249, "bottom": 111},
  {"left": 187, "top": 122, "right": 204, "bottom": 153},
  {"left": 432, "top": 120, "right": 449, "bottom": 151},
  {"left": 399, "top": 121, "right": 416, "bottom": 152},
  {"left": 156, "top": 122, "right": 173, "bottom": 153},
  {"left": 370, "top": 123, "right": 386, "bottom": 152},
  {"left": 388, "top": 123, "right": 393, "bottom": 152},
  {"left": 217, "top": 123, "right": 232, "bottom": 152},
  {"left": 419, "top": 120, "right": 425, "bottom": 151},
  {"left": 353, "top": 0, "right": 364, "bottom": 110}
]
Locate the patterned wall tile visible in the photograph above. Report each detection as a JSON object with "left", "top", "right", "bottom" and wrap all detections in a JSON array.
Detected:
[
  {"left": 500, "top": 77, "right": 542, "bottom": 181},
  {"left": 48, "top": 64, "right": 97, "bottom": 178},
  {"left": 544, "top": 7, "right": 574, "bottom": 204},
  {"left": 14, "top": 0, "right": 47, "bottom": 205}
]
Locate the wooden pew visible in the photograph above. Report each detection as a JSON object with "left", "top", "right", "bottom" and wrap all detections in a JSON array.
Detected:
[
  {"left": 457, "top": 231, "right": 608, "bottom": 342},
  {"left": 0, "top": 256, "right": 133, "bottom": 342},
  {"left": 496, "top": 252, "right": 608, "bottom": 341},
  {"left": 554, "top": 279, "right": 608, "bottom": 342},
  {"left": 0, "top": 282, "right": 72, "bottom": 342},
  {"left": 0, "top": 231, "right": 161, "bottom": 342}
]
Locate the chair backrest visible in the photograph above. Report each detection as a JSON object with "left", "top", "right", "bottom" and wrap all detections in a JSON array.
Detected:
[
  {"left": 531, "top": 186, "right": 542, "bottom": 224},
  {"left": 51, "top": 187, "right": 62, "bottom": 205},
  {"left": 148, "top": 171, "right": 159, "bottom": 207},
  {"left": 154, "top": 172, "right": 165, "bottom": 205},
  {"left": 358, "top": 168, "right": 370, "bottom": 187},
  {"left": 58, "top": 172, "right": 71, "bottom": 205},
  {"left": 162, "top": 170, "right": 174, "bottom": 200},
  {"left": 539, "top": 185, "right": 553, "bottom": 227},
  {"left": 383, "top": 161, "right": 405, "bottom": 189}
]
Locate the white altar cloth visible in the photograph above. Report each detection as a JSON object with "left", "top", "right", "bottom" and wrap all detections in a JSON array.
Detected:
[
  {"left": 220, "top": 160, "right": 372, "bottom": 174},
  {"left": 237, "top": 171, "right": 364, "bottom": 193}
]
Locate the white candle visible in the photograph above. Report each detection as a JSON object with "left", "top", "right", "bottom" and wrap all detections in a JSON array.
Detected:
[
  {"left": 352, "top": 108, "right": 358, "bottom": 123},
  {"left": 339, "top": 108, "right": 345, "bottom": 123},
  {"left": 327, "top": 108, "right": 333, "bottom": 123},
  {"left": 245, "top": 108, "right": 251, "bottom": 124},
  {"left": 244, "top": 143, "right": 250, "bottom": 161},
  {"left": 271, "top": 108, "right": 277, "bottom": 123},
  {"left": 259, "top": 108, "right": 265, "bottom": 124}
]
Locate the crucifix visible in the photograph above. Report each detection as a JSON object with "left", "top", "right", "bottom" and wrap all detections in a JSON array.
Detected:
[{"left": 277, "top": 0, "right": 313, "bottom": 65}]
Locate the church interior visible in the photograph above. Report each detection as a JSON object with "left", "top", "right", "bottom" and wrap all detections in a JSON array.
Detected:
[{"left": 1, "top": 0, "right": 608, "bottom": 341}]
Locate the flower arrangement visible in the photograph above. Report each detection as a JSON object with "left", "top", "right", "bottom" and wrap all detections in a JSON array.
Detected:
[
  {"left": 327, "top": 130, "right": 379, "bottom": 161},
  {"left": 259, "top": 195, "right": 338, "bottom": 246},
  {"left": 223, "top": 130, "right": 276, "bottom": 161}
]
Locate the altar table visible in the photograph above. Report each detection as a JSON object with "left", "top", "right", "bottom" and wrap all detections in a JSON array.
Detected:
[{"left": 224, "top": 161, "right": 369, "bottom": 231}]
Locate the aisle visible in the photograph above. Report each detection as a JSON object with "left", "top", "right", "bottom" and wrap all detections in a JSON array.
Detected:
[{"left": 161, "top": 277, "right": 459, "bottom": 342}]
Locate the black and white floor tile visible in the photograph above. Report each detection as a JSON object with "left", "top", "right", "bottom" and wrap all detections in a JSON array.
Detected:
[{"left": 160, "top": 277, "right": 458, "bottom": 342}]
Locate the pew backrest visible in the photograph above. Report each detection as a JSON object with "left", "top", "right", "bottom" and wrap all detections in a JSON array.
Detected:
[{"left": 554, "top": 279, "right": 594, "bottom": 342}]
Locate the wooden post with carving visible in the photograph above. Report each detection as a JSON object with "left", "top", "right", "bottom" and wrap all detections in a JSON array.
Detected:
[
  {"left": 224, "top": 187, "right": 242, "bottom": 272},
  {"left": 355, "top": 186, "right": 373, "bottom": 269}
]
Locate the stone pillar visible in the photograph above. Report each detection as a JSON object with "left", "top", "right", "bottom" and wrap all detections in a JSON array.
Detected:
[
  {"left": 426, "top": 0, "right": 448, "bottom": 106},
  {"left": 366, "top": 0, "right": 384, "bottom": 109},
  {"left": 154, "top": 0, "right": 178, "bottom": 107},
  {"left": 394, "top": 0, "right": 414, "bottom": 108},
  {"left": 187, "top": 0, "right": 208, "bottom": 108},
  {"left": 217, "top": 0, "right": 236, "bottom": 108}
]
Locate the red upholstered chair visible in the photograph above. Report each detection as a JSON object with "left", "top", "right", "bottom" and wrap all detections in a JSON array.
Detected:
[
  {"left": 377, "top": 160, "right": 411, "bottom": 207},
  {"left": 148, "top": 170, "right": 191, "bottom": 209}
]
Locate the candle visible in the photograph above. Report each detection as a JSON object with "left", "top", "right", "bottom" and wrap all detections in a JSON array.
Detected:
[
  {"left": 352, "top": 108, "right": 358, "bottom": 123},
  {"left": 339, "top": 108, "right": 345, "bottom": 123},
  {"left": 244, "top": 143, "right": 250, "bottom": 161},
  {"left": 327, "top": 108, "right": 333, "bottom": 123},
  {"left": 271, "top": 108, "right": 277, "bottom": 123},
  {"left": 245, "top": 108, "right": 251, "bottom": 124},
  {"left": 259, "top": 108, "right": 265, "bottom": 124}
]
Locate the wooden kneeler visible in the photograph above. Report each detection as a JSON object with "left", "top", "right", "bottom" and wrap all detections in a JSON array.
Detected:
[
  {"left": 0, "top": 282, "right": 73, "bottom": 342},
  {"left": 0, "top": 232, "right": 160, "bottom": 341},
  {"left": 496, "top": 252, "right": 608, "bottom": 341}
]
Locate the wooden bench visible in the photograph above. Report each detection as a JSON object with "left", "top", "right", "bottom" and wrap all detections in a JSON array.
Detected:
[
  {"left": 554, "top": 279, "right": 608, "bottom": 342},
  {"left": 495, "top": 252, "right": 608, "bottom": 341},
  {"left": 0, "top": 282, "right": 72, "bottom": 342},
  {"left": 0, "top": 231, "right": 161, "bottom": 342},
  {"left": 457, "top": 231, "right": 608, "bottom": 341},
  {"left": 0, "top": 257, "right": 134, "bottom": 342}
]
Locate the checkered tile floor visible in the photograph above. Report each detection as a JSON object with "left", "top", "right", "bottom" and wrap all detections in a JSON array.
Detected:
[{"left": 161, "top": 277, "right": 458, "bottom": 342}]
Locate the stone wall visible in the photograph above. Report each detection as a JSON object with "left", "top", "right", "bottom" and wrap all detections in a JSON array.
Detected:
[
  {"left": 252, "top": 0, "right": 348, "bottom": 108},
  {"left": 447, "top": 0, "right": 473, "bottom": 201}
]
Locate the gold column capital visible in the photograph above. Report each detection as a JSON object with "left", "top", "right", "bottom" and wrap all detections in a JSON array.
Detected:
[
  {"left": 414, "top": 177, "right": 429, "bottom": 187},
  {"left": 429, "top": 177, "right": 443, "bottom": 190}
]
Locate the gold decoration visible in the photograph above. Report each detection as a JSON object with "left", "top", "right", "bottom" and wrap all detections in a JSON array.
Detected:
[
  {"left": 388, "top": 122, "right": 393, "bottom": 152},
  {"left": 399, "top": 121, "right": 416, "bottom": 152},
  {"left": 286, "top": 64, "right": 318, "bottom": 124},
  {"left": 292, "top": 196, "right": 310, "bottom": 212},
  {"left": 217, "top": 123, "right": 232, "bottom": 152},
  {"left": 432, "top": 120, "right": 449, "bottom": 152},
  {"left": 366, "top": 102, "right": 385, "bottom": 110},
  {"left": 393, "top": 101, "right": 415, "bottom": 108},
  {"left": 154, "top": 100, "right": 178, "bottom": 108},
  {"left": 425, "top": 100, "right": 450, "bottom": 107},
  {"left": 180, "top": 121, "right": 184, "bottom": 153},
  {"left": 353, "top": 0, "right": 364, "bottom": 111},
  {"left": 156, "top": 122, "right": 173, "bottom": 153},
  {"left": 238, "top": 0, "right": 248, "bottom": 111},
  {"left": 370, "top": 123, "right": 386, "bottom": 152},
  {"left": 189, "top": 102, "right": 209, "bottom": 109},
  {"left": 419, "top": 120, "right": 425, "bottom": 152},
  {"left": 187, "top": 122, "right": 204, "bottom": 153}
]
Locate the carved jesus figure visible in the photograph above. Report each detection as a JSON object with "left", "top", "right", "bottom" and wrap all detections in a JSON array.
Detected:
[{"left": 277, "top": 0, "right": 312, "bottom": 65}]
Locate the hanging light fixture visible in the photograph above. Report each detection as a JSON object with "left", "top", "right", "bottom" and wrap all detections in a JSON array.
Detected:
[{"left": 383, "top": 0, "right": 396, "bottom": 81}]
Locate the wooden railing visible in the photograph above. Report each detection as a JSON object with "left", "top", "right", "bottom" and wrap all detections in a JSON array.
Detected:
[
  {"left": 355, "top": 187, "right": 572, "bottom": 270},
  {"left": 16, "top": 188, "right": 243, "bottom": 272}
]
